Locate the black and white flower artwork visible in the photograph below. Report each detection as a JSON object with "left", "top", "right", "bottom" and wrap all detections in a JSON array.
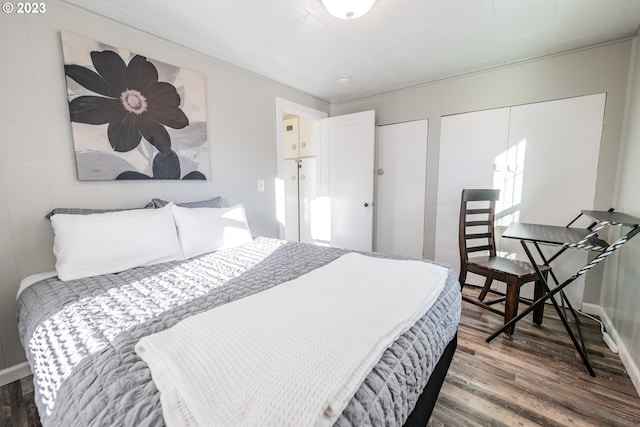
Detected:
[{"left": 61, "top": 31, "right": 209, "bottom": 180}]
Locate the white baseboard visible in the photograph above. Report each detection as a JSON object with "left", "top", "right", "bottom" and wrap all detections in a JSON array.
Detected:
[
  {"left": 581, "top": 303, "right": 640, "bottom": 396},
  {"left": 0, "top": 361, "right": 31, "bottom": 387},
  {"left": 579, "top": 302, "right": 601, "bottom": 316}
]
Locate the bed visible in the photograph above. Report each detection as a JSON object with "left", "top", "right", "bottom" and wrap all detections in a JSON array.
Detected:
[{"left": 16, "top": 201, "right": 461, "bottom": 427}]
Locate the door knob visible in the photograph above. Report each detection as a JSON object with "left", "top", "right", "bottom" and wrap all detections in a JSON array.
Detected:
[{"left": 364, "top": 202, "right": 369, "bottom": 207}]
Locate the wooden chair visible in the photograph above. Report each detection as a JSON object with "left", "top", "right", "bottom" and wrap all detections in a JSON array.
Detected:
[{"left": 458, "top": 189, "right": 550, "bottom": 336}]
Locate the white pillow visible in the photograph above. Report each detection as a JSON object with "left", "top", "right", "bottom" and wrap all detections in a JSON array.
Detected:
[
  {"left": 51, "top": 204, "right": 183, "bottom": 281},
  {"left": 170, "top": 204, "right": 253, "bottom": 259}
]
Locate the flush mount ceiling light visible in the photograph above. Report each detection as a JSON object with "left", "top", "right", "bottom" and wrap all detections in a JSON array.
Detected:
[
  {"left": 322, "top": 0, "right": 377, "bottom": 20},
  {"left": 336, "top": 75, "right": 351, "bottom": 85}
]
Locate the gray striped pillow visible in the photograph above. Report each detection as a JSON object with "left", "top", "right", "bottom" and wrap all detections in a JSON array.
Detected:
[{"left": 151, "top": 196, "right": 223, "bottom": 209}]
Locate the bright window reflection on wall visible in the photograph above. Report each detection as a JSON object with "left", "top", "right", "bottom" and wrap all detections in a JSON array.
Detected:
[
  {"left": 494, "top": 139, "right": 526, "bottom": 228},
  {"left": 310, "top": 196, "right": 331, "bottom": 244}
]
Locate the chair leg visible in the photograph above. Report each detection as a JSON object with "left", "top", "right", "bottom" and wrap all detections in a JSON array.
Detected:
[
  {"left": 459, "top": 264, "right": 467, "bottom": 291},
  {"left": 503, "top": 276, "right": 519, "bottom": 336},
  {"left": 478, "top": 277, "right": 493, "bottom": 301},
  {"left": 532, "top": 272, "right": 547, "bottom": 325}
]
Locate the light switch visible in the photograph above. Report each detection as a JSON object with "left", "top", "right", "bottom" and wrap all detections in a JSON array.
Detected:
[{"left": 257, "top": 179, "right": 265, "bottom": 192}]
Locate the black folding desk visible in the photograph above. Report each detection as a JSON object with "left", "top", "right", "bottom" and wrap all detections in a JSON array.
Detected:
[{"left": 486, "top": 210, "right": 640, "bottom": 376}]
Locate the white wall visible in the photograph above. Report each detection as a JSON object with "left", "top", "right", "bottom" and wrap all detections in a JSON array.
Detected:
[
  {"left": 331, "top": 40, "right": 632, "bottom": 306},
  {"left": 601, "top": 36, "right": 640, "bottom": 391},
  {"left": 0, "top": 0, "right": 328, "bottom": 369}
]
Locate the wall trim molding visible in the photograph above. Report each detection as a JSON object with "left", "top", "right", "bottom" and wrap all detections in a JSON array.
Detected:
[
  {"left": 0, "top": 361, "right": 30, "bottom": 387},
  {"left": 581, "top": 302, "right": 640, "bottom": 396},
  {"left": 579, "top": 302, "right": 601, "bottom": 316}
]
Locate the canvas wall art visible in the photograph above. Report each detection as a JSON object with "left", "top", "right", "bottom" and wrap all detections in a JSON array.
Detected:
[{"left": 61, "top": 31, "right": 209, "bottom": 180}]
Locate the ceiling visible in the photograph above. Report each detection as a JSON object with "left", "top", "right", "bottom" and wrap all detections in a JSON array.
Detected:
[{"left": 63, "top": 0, "right": 640, "bottom": 103}]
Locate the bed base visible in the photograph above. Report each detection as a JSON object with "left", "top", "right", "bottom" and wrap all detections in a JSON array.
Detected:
[{"left": 404, "top": 333, "right": 457, "bottom": 426}]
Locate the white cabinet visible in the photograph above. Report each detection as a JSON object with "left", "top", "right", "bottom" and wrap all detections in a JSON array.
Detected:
[
  {"left": 298, "top": 158, "right": 317, "bottom": 243},
  {"left": 283, "top": 158, "right": 300, "bottom": 241},
  {"left": 283, "top": 157, "right": 318, "bottom": 243},
  {"left": 299, "top": 116, "right": 319, "bottom": 158},
  {"left": 282, "top": 117, "right": 299, "bottom": 160},
  {"left": 282, "top": 114, "right": 321, "bottom": 244},
  {"left": 282, "top": 116, "right": 318, "bottom": 159}
]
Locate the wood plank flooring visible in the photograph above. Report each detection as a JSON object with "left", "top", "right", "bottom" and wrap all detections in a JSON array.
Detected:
[
  {"left": 429, "top": 287, "right": 640, "bottom": 426},
  {"left": 0, "top": 376, "right": 39, "bottom": 427},
  {"left": 2, "top": 287, "right": 639, "bottom": 426}
]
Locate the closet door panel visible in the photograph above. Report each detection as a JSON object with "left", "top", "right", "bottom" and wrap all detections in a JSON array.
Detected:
[
  {"left": 283, "top": 159, "right": 299, "bottom": 241},
  {"left": 500, "top": 93, "right": 605, "bottom": 306},
  {"left": 298, "top": 157, "right": 317, "bottom": 244},
  {"left": 507, "top": 94, "right": 604, "bottom": 225},
  {"left": 375, "top": 119, "right": 428, "bottom": 258},
  {"left": 435, "top": 107, "right": 510, "bottom": 279}
]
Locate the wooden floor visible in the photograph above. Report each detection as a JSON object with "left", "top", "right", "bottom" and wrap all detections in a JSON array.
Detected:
[
  {"left": 429, "top": 287, "right": 640, "bottom": 426},
  {"left": 0, "top": 376, "right": 39, "bottom": 427},
  {"left": 2, "top": 287, "right": 640, "bottom": 426}
]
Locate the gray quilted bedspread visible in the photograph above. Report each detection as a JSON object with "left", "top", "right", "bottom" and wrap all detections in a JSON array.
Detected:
[{"left": 17, "top": 237, "right": 461, "bottom": 427}]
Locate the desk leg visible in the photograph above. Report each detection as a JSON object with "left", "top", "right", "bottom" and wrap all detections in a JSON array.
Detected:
[{"left": 486, "top": 240, "right": 596, "bottom": 376}]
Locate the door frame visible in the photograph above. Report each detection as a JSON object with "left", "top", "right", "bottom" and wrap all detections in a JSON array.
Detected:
[{"left": 274, "top": 98, "right": 328, "bottom": 239}]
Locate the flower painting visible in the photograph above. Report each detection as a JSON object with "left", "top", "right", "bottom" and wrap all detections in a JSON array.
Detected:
[{"left": 61, "top": 31, "right": 209, "bottom": 180}]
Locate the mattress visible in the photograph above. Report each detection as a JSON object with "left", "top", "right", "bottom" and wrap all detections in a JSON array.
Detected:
[{"left": 17, "top": 237, "right": 461, "bottom": 426}]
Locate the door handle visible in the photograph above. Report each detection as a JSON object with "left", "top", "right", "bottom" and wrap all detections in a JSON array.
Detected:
[{"left": 364, "top": 202, "right": 369, "bottom": 207}]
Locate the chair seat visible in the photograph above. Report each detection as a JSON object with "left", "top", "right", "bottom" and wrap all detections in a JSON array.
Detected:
[{"left": 467, "top": 256, "right": 551, "bottom": 280}]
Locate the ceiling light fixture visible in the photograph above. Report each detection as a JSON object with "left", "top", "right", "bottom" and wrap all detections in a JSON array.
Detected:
[
  {"left": 336, "top": 75, "right": 351, "bottom": 85},
  {"left": 322, "top": 0, "right": 377, "bottom": 20}
]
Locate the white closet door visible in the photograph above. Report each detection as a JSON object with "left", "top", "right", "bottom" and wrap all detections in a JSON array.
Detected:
[
  {"left": 375, "top": 119, "right": 428, "bottom": 258},
  {"left": 435, "top": 107, "right": 510, "bottom": 282},
  {"left": 298, "top": 157, "right": 317, "bottom": 244},
  {"left": 320, "top": 110, "right": 375, "bottom": 252},
  {"left": 436, "top": 94, "right": 605, "bottom": 307},
  {"left": 507, "top": 94, "right": 604, "bottom": 225},
  {"left": 499, "top": 93, "right": 605, "bottom": 306},
  {"left": 283, "top": 159, "right": 299, "bottom": 241}
]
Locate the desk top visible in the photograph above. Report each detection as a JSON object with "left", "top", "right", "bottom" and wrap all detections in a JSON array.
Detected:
[
  {"left": 502, "top": 223, "right": 609, "bottom": 250},
  {"left": 581, "top": 210, "right": 640, "bottom": 226}
]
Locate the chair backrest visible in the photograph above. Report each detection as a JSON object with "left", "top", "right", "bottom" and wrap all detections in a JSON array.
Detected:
[{"left": 459, "top": 189, "right": 500, "bottom": 266}]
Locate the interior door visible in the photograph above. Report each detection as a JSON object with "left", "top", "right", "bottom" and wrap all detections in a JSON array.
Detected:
[
  {"left": 320, "top": 110, "right": 375, "bottom": 251},
  {"left": 375, "top": 120, "right": 428, "bottom": 258}
]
